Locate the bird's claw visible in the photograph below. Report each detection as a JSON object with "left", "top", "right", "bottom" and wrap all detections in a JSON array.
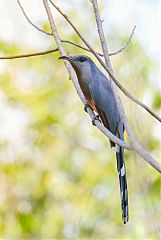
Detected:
[
  {"left": 84, "top": 104, "right": 100, "bottom": 126},
  {"left": 84, "top": 103, "right": 93, "bottom": 113},
  {"left": 92, "top": 114, "right": 100, "bottom": 126}
]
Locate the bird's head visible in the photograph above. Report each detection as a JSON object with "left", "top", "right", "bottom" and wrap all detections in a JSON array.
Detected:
[{"left": 59, "top": 54, "right": 92, "bottom": 75}]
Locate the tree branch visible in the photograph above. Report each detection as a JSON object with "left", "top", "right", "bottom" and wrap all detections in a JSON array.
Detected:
[
  {"left": 42, "top": 0, "right": 132, "bottom": 151},
  {"left": 17, "top": 0, "right": 51, "bottom": 36},
  {"left": 109, "top": 25, "right": 136, "bottom": 56},
  {"left": 49, "top": 0, "right": 161, "bottom": 123},
  {"left": 91, "top": 0, "right": 161, "bottom": 172},
  {"left": 0, "top": 48, "right": 58, "bottom": 59},
  {"left": 17, "top": 0, "right": 135, "bottom": 58}
]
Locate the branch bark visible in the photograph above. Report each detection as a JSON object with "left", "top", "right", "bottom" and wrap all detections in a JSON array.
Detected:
[
  {"left": 108, "top": 25, "right": 136, "bottom": 56},
  {"left": 0, "top": 48, "right": 58, "bottom": 59},
  {"left": 49, "top": 0, "right": 161, "bottom": 123},
  {"left": 42, "top": 0, "right": 132, "bottom": 151}
]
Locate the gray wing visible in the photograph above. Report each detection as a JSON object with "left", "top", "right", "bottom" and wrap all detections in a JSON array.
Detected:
[{"left": 89, "top": 65, "right": 120, "bottom": 136}]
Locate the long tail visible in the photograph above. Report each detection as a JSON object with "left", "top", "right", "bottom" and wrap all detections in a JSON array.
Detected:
[{"left": 116, "top": 124, "right": 128, "bottom": 224}]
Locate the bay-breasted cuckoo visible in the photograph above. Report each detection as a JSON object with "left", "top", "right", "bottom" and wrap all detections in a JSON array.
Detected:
[{"left": 59, "top": 54, "right": 128, "bottom": 223}]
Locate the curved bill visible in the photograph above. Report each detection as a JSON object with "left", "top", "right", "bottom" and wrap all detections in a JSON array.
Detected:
[{"left": 58, "top": 55, "right": 70, "bottom": 60}]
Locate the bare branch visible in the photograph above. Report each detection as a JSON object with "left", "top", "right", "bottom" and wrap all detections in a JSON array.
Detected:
[
  {"left": 83, "top": 107, "right": 133, "bottom": 150},
  {"left": 17, "top": 0, "right": 51, "bottom": 36},
  {"left": 110, "top": 25, "right": 136, "bottom": 56},
  {"left": 91, "top": 0, "right": 161, "bottom": 172},
  {"left": 0, "top": 48, "right": 58, "bottom": 59},
  {"left": 49, "top": 0, "right": 161, "bottom": 123},
  {"left": 17, "top": 0, "right": 135, "bottom": 58},
  {"left": 62, "top": 40, "right": 102, "bottom": 56},
  {"left": 43, "top": 0, "right": 132, "bottom": 151}
]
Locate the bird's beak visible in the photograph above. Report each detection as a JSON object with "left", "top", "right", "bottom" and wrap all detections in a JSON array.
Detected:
[{"left": 58, "top": 55, "right": 71, "bottom": 61}]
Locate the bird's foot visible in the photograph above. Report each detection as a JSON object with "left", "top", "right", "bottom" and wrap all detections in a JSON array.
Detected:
[
  {"left": 92, "top": 114, "right": 100, "bottom": 126},
  {"left": 84, "top": 104, "right": 100, "bottom": 126},
  {"left": 84, "top": 103, "right": 93, "bottom": 113}
]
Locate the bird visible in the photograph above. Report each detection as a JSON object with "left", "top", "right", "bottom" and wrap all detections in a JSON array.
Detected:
[{"left": 59, "top": 54, "right": 128, "bottom": 224}]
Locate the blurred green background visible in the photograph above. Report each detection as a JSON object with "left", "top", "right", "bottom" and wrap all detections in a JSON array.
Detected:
[{"left": 0, "top": 0, "right": 160, "bottom": 239}]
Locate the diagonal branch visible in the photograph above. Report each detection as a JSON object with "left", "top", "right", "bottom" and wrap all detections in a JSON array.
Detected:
[
  {"left": 17, "top": 0, "right": 50, "bottom": 36},
  {"left": 42, "top": 0, "right": 132, "bottom": 151},
  {"left": 49, "top": 0, "right": 161, "bottom": 123},
  {"left": 91, "top": 0, "right": 161, "bottom": 172},
  {"left": 110, "top": 25, "right": 136, "bottom": 56},
  {"left": 17, "top": 0, "right": 135, "bottom": 57}
]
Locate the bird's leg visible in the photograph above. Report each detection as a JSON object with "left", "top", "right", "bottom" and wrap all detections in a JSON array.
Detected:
[
  {"left": 92, "top": 114, "right": 101, "bottom": 126},
  {"left": 84, "top": 103, "right": 93, "bottom": 112},
  {"left": 84, "top": 104, "right": 101, "bottom": 126}
]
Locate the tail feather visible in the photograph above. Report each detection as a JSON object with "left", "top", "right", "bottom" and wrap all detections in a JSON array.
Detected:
[{"left": 116, "top": 124, "right": 128, "bottom": 224}]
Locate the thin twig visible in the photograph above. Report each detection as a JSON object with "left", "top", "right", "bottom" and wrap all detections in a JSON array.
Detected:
[
  {"left": 63, "top": 40, "right": 102, "bottom": 56},
  {"left": 49, "top": 0, "right": 161, "bottom": 123},
  {"left": 91, "top": 0, "right": 161, "bottom": 172},
  {"left": 109, "top": 25, "right": 136, "bottom": 56},
  {"left": 0, "top": 48, "right": 58, "bottom": 59},
  {"left": 43, "top": 0, "right": 132, "bottom": 151},
  {"left": 17, "top": 0, "right": 51, "bottom": 36},
  {"left": 17, "top": 0, "right": 135, "bottom": 57}
]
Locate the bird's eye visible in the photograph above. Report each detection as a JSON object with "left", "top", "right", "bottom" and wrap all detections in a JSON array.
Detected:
[{"left": 78, "top": 57, "right": 86, "bottom": 62}]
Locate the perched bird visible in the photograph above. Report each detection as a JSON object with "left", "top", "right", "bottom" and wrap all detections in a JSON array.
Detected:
[{"left": 59, "top": 54, "right": 128, "bottom": 223}]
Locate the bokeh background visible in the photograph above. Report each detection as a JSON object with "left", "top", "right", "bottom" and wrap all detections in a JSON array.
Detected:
[{"left": 0, "top": 0, "right": 160, "bottom": 239}]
